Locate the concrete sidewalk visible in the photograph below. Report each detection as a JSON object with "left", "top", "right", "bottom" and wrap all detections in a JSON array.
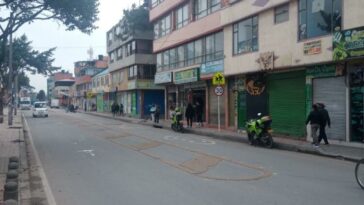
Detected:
[
  {"left": 0, "top": 109, "right": 27, "bottom": 204},
  {"left": 81, "top": 110, "right": 364, "bottom": 162}
]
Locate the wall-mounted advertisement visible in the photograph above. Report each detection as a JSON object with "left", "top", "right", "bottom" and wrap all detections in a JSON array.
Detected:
[{"left": 333, "top": 26, "right": 364, "bottom": 61}]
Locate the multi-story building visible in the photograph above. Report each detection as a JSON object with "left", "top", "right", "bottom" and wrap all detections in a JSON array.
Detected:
[
  {"left": 107, "top": 6, "right": 165, "bottom": 118},
  {"left": 92, "top": 69, "right": 111, "bottom": 112},
  {"left": 47, "top": 70, "right": 73, "bottom": 104},
  {"left": 74, "top": 55, "right": 108, "bottom": 111},
  {"left": 53, "top": 79, "right": 75, "bottom": 106},
  {"left": 150, "top": 0, "right": 364, "bottom": 144}
]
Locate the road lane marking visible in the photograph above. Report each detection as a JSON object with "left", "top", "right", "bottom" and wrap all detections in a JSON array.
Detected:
[{"left": 78, "top": 149, "right": 96, "bottom": 157}]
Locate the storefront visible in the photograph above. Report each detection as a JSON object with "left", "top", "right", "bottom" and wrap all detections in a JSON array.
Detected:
[
  {"left": 348, "top": 63, "right": 364, "bottom": 142},
  {"left": 333, "top": 26, "right": 364, "bottom": 142},
  {"left": 268, "top": 70, "right": 306, "bottom": 137},
  {"left": 306, "top": 65, "right": 347, "bottom": 141},
  {"left": 96, "top": 92, "right": 104, "bottom": 112},
  {"left": 155, "top": 71, "right": 173, "bottom": 118},
  {"left": 174, "top": 68, "right": 206, "bottom": 122}
]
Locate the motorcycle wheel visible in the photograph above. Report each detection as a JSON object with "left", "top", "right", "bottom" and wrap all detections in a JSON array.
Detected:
[
  {"left": 262, "top": 133, "right": 274, "bottom": 148},
  {"left": 248, "top": 132, "right": 255, "bottom": 145}
]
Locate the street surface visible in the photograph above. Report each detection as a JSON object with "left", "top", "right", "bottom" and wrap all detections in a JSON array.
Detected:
[{"left": 24, "top": 109, "right": 364, "bottom": 205}]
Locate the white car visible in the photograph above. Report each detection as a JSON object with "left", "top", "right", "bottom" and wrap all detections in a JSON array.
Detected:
[{"left": 32, "top": 101, "right": 48, "bottom": 118}]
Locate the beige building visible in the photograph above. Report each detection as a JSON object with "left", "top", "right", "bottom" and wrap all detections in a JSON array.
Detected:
[{"left": 150, "top": 0, "right": 364, "bottom": 144}]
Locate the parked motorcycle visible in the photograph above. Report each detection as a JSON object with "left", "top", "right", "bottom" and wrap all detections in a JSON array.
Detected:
[
  {"left": 246, "top": 113, "right": 274, "bottom": 148},
  {"left": 171, "top": 107, "right": 184, "bottom": 133}
]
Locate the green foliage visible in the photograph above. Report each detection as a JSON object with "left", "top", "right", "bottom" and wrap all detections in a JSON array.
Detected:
[
  {"left": 0, "top": 0, "right": 99, "bottom": 41},
  {"left": 36, "top": 89, "right": 46, "bottom": 101},
  {"left": 0, "top": 35, "right": 58, "bottom": 90},
  {"left": 122, "top": 3, "right": 152, "bottom": 34}
]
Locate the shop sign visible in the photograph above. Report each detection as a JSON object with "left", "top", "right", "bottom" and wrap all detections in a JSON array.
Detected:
[
  {"left": 200, "top": 60, "right": 224, "bottom": 75},
  {"left": 154, "top": 72, "right": 172, "bottom": 84},
  {"left": 333, "top": 26, "right": 364, "bottom": 61},
  {"left": 306, "top": 64, "right": 344, "bottom": 78},
  {"left": 304, "top": 40, "right": 321, "bottom": 55},
  {"left": 174, "top": 68, "right": 199, "bottom": 84},
  {"left": 246, "top": 74, "right": 265, "bottom": 96}
]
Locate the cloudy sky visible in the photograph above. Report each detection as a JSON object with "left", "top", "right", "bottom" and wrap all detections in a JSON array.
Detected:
[{"left": 17, "top": 0, "right": 140, "bottom": 92}]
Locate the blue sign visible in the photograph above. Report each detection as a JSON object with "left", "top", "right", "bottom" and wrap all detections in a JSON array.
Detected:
[{"left": 200, "top": 60, "right": 224, "bottom": 75}]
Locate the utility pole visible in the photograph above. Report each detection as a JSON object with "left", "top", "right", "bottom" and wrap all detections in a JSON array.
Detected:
[
  {"left": 7, "top": 32, "right": 13, "bottom": 126},
  {"left": 14, "top": 74, "right": 18, "bottom": 116}
]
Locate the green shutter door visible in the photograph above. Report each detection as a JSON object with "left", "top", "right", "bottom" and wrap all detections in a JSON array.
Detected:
[{"left": 268, "top": 71, "right": 306, "bottom": 137}]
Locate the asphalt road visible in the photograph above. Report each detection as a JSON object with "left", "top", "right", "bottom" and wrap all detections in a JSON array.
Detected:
[{"left": 24, "top": 109, "right": 364, "bottom": 205}]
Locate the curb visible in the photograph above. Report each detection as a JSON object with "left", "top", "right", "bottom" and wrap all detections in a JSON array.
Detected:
[{"left": 81, "top": 112, "right": 360, "bottom": 163}]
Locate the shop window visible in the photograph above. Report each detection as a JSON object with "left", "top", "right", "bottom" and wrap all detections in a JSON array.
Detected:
[
  {"left": 275, "top": 3, "right": 289, "bottom": 24},
  {"left": 233, "top": 16, "right": 258, "bottom": 54},
  {"left": 350, "top": 68, "right": 364, "bottom": 142},
  {"left": 298, "top": 0, "right": 342, "bottom": 40}
]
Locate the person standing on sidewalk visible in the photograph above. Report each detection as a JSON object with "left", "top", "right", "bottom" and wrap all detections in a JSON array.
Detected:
[
  {"left": 318, "top": 103, "right": 331, "bottom": 145},
  {"left": 185, "top": 103, "right": 194, "bottom": 128},
  {"left": 119, "top": 103, "right": 124, "bottom": 116},
  {"left": 154, "top": 105, "right": 160, "bottom": 123},
  {"left": 195, "top": 101, "right": 203, "bottom": 128},
  {"left": 111, "top": 102, "right": 117, "bottom": 118},
  {"left": 306, "top": 104, "right": 323, "bottom": 148}
]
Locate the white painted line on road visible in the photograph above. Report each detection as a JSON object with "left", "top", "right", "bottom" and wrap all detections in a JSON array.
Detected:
[
  {"left": 78, "top": 149, "right": 96, "bottom": 157},
  {"left": 23, "top": 114, "right": 57, "bottom": 205}
]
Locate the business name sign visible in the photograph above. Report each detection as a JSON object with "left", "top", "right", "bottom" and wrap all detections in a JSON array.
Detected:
[
  {"left": 174, "top": 68, "right": 199, "bottom": 84},
  {"left": 333, "top": 26, "right": 364, "bottom": 61},
  {"left": 154, "top": 72, "right": 172, "bottom": 84}
]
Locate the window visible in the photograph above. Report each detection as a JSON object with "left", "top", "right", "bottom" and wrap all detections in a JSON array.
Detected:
[
  {"left": 117, "top": 47, "right": 123, "bottom": 60},
  {"left": 176, "top": 4, "right": 189, "bottom": 29},
  {"left": 109, "top": 51, "right": 116, "bottom": 63},
  {"left": 157, "top": 53, "right": 163, "bottom": 72},
  {"left": 206, "top": 32, "right": 223, "bottom": 62},
  {"left": 194, "top": 39, "right": 203, "bottom": 64},
  {"left": 126, "top": 41, "right": 136, "bottom": 56},
  {"left": 163, "top": 50, "right": 170, "bottom": 70},
  {"left": 154, "top": 31, "right": 223, "bottom": 72},
  {"left": 233, "top": 16, "right": 259, "bottom": 55},
  {"left": 137, "top": 65, "right": 157, "bottom": 80},
  {"left": 112, "top": 72, "right": 120, "bottom": 86},
  {"left": 187, "top": 42, "right": 195, "bottom": 66},
  {"left": 136, "top": 40, "right": 153, "bottom": 54},
  {"left": 194, "top": 0, "right": 221, "bottom": 20},
  {"left": 275, "top": 3, "right": 289, "bottom": 24},
  {"left": 298, "top": 0, "right": 342, "bottom": 40},
  {"left": 128, "top": 65, "right": 138, "bottom": 79},
  {"left": 169, "top": 48, "right": 177, "bottom": 69},
  {"left": 107, "top": 31, "right": 113, "bottom": 45},
  {"left": 154, "top": 14, "right": 172, "bottom": 39},
  {"left": 151, "top": 0, "right": 164, "bottom": 8},
  {"left": 177, "top": 45, "right": 185, "bottom": 68}
]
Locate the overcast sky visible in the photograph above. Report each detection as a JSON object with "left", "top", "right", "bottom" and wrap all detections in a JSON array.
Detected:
[{"left": 18, "top": 0, "right": 140, "bottom": 92}]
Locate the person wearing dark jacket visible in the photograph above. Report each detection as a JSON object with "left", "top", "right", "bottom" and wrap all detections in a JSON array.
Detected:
[
  {"left": 317, "top": 103, "right": 331, "bottom": 145},
  {"left": 306, "top": 104, "right": 323, "bottom": 147},
  {"left": 185, "top": 103, "right": 194, "bottom": 128},
  {"left": 195, "top": 101, "right": 203, "bottom": 127}
]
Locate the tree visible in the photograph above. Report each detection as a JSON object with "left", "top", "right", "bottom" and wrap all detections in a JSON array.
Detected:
[
  {"left": 120, "top": 3, "right": 152, "bottom": 39},
  {"left": 0, "top": 35, "right": 56, "bottom": 123},
  {"left": 36, "top": 90, "right": 46, "bottom": 101},
  {"left": 0, "top": 0, "right": 99, "bottom": 123},
  {"left": 0, "top": 0, "right": 99, "bottom": 41}
]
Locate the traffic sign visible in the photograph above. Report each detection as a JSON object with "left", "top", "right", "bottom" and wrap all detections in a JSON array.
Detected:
[
  {"left": 214, "top": 86, "right": 224, "bottom": 96},
  {"left": 212, "top": 72, "right": 225, "bottom": 86}
]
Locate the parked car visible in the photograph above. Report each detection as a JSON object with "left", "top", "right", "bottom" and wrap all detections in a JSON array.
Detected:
[{"left": 33, "top": 101, "right": 48, "bottom": 118}]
